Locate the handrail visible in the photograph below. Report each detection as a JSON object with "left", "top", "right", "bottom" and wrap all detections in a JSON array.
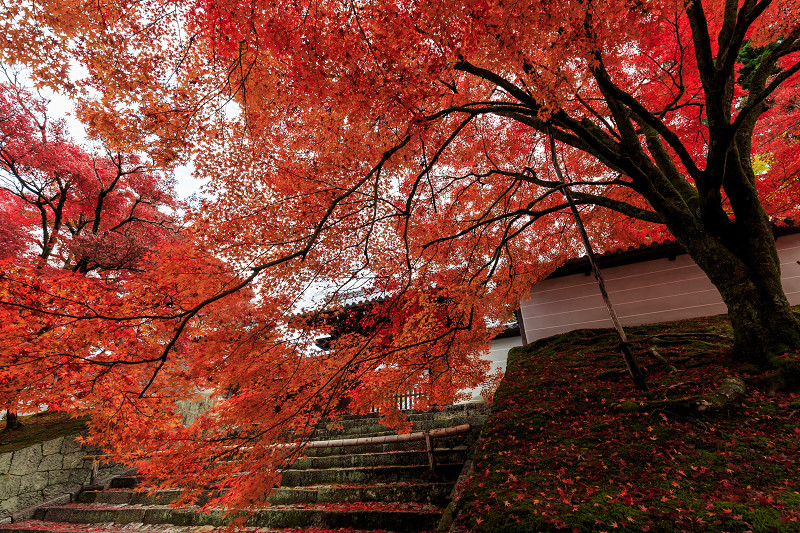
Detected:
[{"left": 304, "top": 423, "right": 471, "bottom": 448}]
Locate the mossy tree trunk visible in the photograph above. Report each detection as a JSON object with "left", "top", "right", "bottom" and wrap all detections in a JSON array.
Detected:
[
  {"left": 683, "top": 223, "right": 800, "bottom": 367},
  {"left": 634, "top": 137, "right": 800, "bottom": 369},
  {"left": 3, "top": 410, "right": 22, "bottom": 431}
]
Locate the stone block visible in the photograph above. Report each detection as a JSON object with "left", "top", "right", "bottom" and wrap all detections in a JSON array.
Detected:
[
  {"left": 43, "top": 484, "right": 78, "bottom": 501},
  {"left": 9, "top": 445, "right": 42, "bottom": 476},
  {"left": 41, "top": 436, "right": 64, "bottom": 456},
  {"left": 0, "top": 452, "right": 11, "bottom": 475},
  {"left": 60, "top": 437, "right": 82, "bottom": 455},
  {"left": 61, "top": 451, "right": 86, "bottom": 470},
  {"left": 18, "top": 471, "right": 49, "bottom": 493},
  {"left": 68, "top": 468, "right": 89, "bottom": 485},
  {"left": 9, "top": 490, "right": 43, "bottom": 512},
  {"left": 47, "top": 469, "right": 71, "bottom": 486},
  {"left": 37, "top": 452, "right": 63, "bottom": 472},
  {"left": 0, "top": 496, "right": 20, "bottom": 515},
  {"left": 0, "top": 474, "right": 21, "bottom": 500}
]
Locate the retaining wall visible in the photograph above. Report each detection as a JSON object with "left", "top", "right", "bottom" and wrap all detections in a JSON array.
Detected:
[{"left": 0, "top": 434, "right": 123, "bottom": 519}]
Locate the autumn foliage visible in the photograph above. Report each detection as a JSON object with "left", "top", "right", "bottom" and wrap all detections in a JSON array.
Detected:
[{"left": 0, "top": 0, "right": 799, "bottom": 510}]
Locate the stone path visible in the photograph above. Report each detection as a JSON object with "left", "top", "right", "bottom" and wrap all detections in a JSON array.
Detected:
[{"left": 0, "top": 405, "right": 487, "bottom": 533}]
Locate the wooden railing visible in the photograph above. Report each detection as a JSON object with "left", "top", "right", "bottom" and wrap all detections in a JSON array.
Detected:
[
  {"left": 84, "top": 423, "right": 471, "bottom": 483},
  {"left": 305, "top": 423, "right": 472, "bottom": 475}
]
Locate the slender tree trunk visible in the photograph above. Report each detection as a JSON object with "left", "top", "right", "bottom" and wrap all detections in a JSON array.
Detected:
[{"left": 3, "top": 410, "right": 22, "bottom": 431}]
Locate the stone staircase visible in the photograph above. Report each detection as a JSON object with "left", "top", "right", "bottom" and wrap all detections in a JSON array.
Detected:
[{"left": 0, "top": 404, "right": 487, "bottom": 533}]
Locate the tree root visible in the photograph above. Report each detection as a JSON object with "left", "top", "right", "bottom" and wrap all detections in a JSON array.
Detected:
[
  {"left": 619, "top": 377, "right": 746, "bottom": 416},
  {"left": 759, "top": 359, "right": 800, "bottom": 392},
  {"left": 634, "top": 332, "right": 733, "bottom": 344}
]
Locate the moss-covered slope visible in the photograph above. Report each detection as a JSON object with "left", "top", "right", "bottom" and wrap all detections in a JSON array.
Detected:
[
  {"left": 452, "top": 315, "right": 800, "bottom": 532},
  {"left": 0, "top": 411, "right": 88, "bottom": 454}
]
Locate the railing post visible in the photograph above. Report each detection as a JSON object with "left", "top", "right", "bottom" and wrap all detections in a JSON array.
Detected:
[
  {"left": 90, "top": 457, "right": 99, "bottom": 486},
  {"left": 83, "top": 455, "right": 102, "bottom": 488},
  {"left": 423, "top": 430, "right": 437, "bottom": 476}
]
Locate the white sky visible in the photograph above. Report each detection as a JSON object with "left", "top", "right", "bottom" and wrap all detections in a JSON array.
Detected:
[{"left": 44, "top": 89, "right": 205, "bottom": 200}]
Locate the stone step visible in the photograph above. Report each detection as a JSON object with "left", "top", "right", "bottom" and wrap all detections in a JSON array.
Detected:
[
  {"left": 301, "top": 432, "right": 479, "bottom": 456},
  {"left": 315, "top": 412, "right": 487, "bottom": 432},
  {"left": 309, "top": 427, "right": 399, "bottom": 440},
  {"left": 0, "top": 519, "right": 422, "bottom": 532},
  {"left": 288, "top": 448, "right": 468, "bottom": 470},
  {"left": 104, "top": 457, "right": 466, "bottom": 491},
  {"left": 32, "top": 502, "right": 443, "bottom": 531},
  {"left": 334, "top": 403, "right": 488, "bottom": 421},
  {"left": 77, "top": 488, "right": 216, "bottom": 505},
  {"left": 279, "top": 462, "right": 464, "bottom": 486},
  {"left": 311, "top": 416, "right": 485, "bottom": 440},
  {"left": 109, "top": 475, "right": 140, "bottom": 488},
  {"left": 79, "top": 482, "right": 454, "bottom": 507},
  {"left": 267, "top": 482, "right": 454, "bottom": 506}
]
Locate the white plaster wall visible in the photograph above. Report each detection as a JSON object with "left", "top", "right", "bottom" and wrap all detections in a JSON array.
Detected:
[
  {"left": 521, "top": 233, "right": 800, "bottom": 343},
  {"left": 462, "top": 335, "right": 523, "bottom": 402},
  {"left": 483, "top": 336, "right": 524, "bottom": 375}
]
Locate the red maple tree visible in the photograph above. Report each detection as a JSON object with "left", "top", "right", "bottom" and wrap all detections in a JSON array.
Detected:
[{"left": 0, "top": 0, "right": 798, "bottom": 509}]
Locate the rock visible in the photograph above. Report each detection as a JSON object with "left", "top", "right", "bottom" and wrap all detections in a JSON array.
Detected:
[
  {"left": 59, "top": 437, "right": 82, "bottom": 455},
  {"left": 41, "top": 437, "right": 64, "bottom": 457},
  {"left": 0, "top": 474, "right": 21, "bottom": 500},
  {"left": 37, "top": 453, "right": 63, "bottom": 472},
  {"left": 46, "top": 469, "right": 71, "bottom": 486},
  {"left": 9, "top": 445, "right": 42, "bottom": 476},
  {"left": 18, "top": 471, "right": 48, "bottom": 493},
  {"left": 0, "top": 453, "right": 12, "bottom": 475},
  {"left": 0, "top": 496, "right": 20, "bottom": 516},
  {"left": 61, "top": 451, "right": 86, "bottom": 470},
  {"left": 7, "top": 491, "right": 42, "bottom": 512},
  {"left": 68, "top": 468, "right": 89, "bottom": 485}
]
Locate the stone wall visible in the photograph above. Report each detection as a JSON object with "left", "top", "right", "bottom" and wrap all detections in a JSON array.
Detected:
[
  {"left": 0, "top": 434, "right": 123, "bottom": 519},
  {"left": 176, "top": 389, "right": 217, "bottom": 425}
]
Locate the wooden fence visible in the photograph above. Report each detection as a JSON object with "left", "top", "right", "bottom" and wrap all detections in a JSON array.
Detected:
[{"left": 371, "top": 390, "right": 425, "bottom": 412}]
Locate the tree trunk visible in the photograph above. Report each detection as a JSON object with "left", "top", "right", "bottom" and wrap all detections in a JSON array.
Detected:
[
  {"left": 3, "top": 410, "right": 22, "bottom": 431},
  {"left": 714, "top": 261, "right": 800, "bottom": 367},
  {"left": 676, "top": 221, "right": 800, "bottom": 368}
]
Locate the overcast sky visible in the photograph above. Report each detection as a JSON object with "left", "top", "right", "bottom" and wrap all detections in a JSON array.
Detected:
[{"left": 44, "top": 88, "right": 205, "bottom": 201}]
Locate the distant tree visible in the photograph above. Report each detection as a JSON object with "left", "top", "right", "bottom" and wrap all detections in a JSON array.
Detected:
[{"left": 0, "top": 81, "right": 227, "bottom": 432}]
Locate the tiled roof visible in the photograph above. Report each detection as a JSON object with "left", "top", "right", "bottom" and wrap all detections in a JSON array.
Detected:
[
  {"left": 549, "top": 220, "right": 800, "bottom": 278},
  {"left": 548, "top": 239, "right": 682, "bottom": 278}
]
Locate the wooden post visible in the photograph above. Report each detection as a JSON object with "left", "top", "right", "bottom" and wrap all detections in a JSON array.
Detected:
[
  {"left": 90, "top": 457, "right": 99, "bottom": 486},
  {"left": 547, "top": 126, "right": 648, "bottom": 390},
  {"left": 83, "top": 455, "right": 103, "bottom": 487},
  {"left": 424, "top": 430, "right": 437, "bottom": 475}
]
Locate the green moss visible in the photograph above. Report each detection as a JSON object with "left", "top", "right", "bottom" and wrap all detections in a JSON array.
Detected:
[
  {"left": 451, "top": 310, "right": 800, "bottom": 533},
  {"left": 739, "top": 363, "right": 762, "bottom": 375},
  {"left": 0, "top": 411, "right": 89, "bottom": 454}
]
